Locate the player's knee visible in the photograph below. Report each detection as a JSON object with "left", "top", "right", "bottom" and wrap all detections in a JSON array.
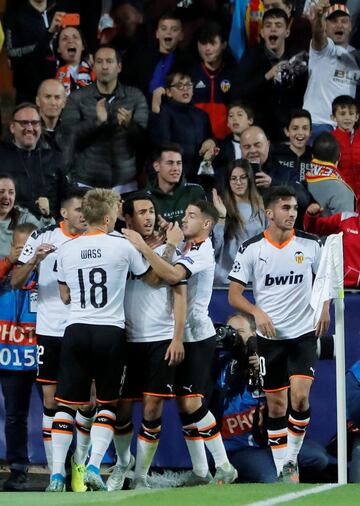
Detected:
[
  {"left": 177, "top": 396, "right": 202, "bottom": 414},
  {"left": 143, "top": 396, "right": 163, "bottom": 420},
  {"left": 291, "top": 393, "right": 309, "bottom": 412},
  {"left": 267, "top": 398, "right": 287, "bottom": 417}
]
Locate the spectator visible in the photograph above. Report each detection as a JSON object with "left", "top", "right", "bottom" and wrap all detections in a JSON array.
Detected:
[
  {"left": 55, "top": 26, "right": 95, "bottom": 97},
  {"left": 121, "top": 10, "right": 187, "bottom": 111},
  {"left": 61, "top": 45, "right": 148, "bottom": 194},
  {"left": 0, "top": 174, "right": 55, "bottom": 260},
  {"left": 36, "top": 79, "right": 67, "bottom": 149},
  {"left": 99, "top": 0, "right": 147, "bottom": 56},
  {"left": 304, "top": 202, "right": 360, "bottom": 288},
  {"left": 305, "top": 132, "right": 355, "bottom": 216},
  {"left": 271, "top": 108, "right": 313, "bottom": 226},
  {"left": 240, "top": 125, "right": 311, "bottom": 217},
  {"left": 262, "top": 0, "right": 312, "bottom": 53},
  {"left": 214, "top": 100, "right": 255, "bottom": 175},
  {"left": 212, "top": 159, "right": 266, "bottom": 286},
  {"left": 214, "top": 312, "right": 329, "bottom": 483},
  {"left": 146, "top": 143, "right": 206, "bottom": 224},
  {"left": 0, "top": 103, "right": 68, "bottom": 219},
  {"left": 232, "top": 8, "right": 308, "bottom": 142},
  {"left": 303, "top": 2, "right": 359, "bottom": 138},
  {"left": 148, "top": 70, "right": 216, "bottom": 183},
  {"left": 0, "top": 223, "right": 39, "bottom": 491},
  {"left": 330, "top": 95, "right": 360, "bottom": 199},
  {"left": 191, "top": 21, "right": 236, "bottom": 140},
  {"left": 4, "top": 1, "right": 65, "bottom": 103}
]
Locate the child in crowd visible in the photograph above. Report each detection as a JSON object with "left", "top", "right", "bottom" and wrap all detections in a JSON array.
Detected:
[
  {"left": 331, "top": 95, "right": 360, "bottom": 199},
  {"left": 214, "top": 101, "right": 254, "bottom": 176}
]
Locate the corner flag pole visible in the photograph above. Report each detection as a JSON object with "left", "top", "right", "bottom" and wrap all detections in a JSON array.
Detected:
[{"left": 311, "top": 233, "right": 346, "bottom": 483}]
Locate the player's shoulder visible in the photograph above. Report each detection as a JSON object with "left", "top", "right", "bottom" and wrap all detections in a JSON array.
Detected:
[
  {"left": 238, "top": 232, "right": 265, "bottom": 254},
  {"left": 29, "top": 223, "right": 59, "bottom": 241},
  {"left": 294, "top": 229, "right": 321, "bottom": 246}
]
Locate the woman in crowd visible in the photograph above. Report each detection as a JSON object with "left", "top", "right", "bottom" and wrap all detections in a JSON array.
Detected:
[
  {"left": 0, "top": 174, "right": 55, "bottom": 260},
  {"left": 55, "top": 26, "right": 95, "bottom": 97},
  {"left": 212, "top": 159, "right": 266, "bottom": 285}
]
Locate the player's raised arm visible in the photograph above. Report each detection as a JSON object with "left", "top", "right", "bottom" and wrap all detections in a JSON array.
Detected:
[{"left": 11, "top": 243, "right": 56, "bottom": 289}]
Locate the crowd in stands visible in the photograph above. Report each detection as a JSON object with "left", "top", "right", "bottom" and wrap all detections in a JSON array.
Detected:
[{"left": 0, "top": 0, "right": 360, "bottom": 490}]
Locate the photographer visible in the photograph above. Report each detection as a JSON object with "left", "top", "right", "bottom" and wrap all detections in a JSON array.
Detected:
[{"left": 212, "top": 313, "right": 329, "bottom": 483}]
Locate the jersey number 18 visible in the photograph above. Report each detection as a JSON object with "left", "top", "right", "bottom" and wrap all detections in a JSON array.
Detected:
[{"left": 77, "top": 268, "right": 108, "bottom": 308}]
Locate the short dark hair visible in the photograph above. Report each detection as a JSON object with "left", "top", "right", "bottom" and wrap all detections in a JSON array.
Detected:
[
  {"left": 190, "top": 200, "right": 219, "bottom": 227},
  {"left": 165, "top": 70, "right": 191, "bottom": 89},
  {"left": 0, "top": 173, "right": 16, "bottom": 186},
  {"left": 332, "top": 95, "right": 358, "bottom": 115},
  {"left": 153, "top": 142, "right": 183, "bottom": 161},
  {"left": 227, "top": 100, "right": 255, "bottom": 121},
  {"left": 12, "top": 102, "right": 39, "bottom": 119},
  {"left": 262, "top": 8, "right": 289, "bottom": 25},
  {"left": 263, "top": 186, "right": 297, "bottom": 209},
  {"left": 61, "top": 187, "right": 87, "bottom": 207},
  {"left": 286, "top": 108, "right": 312, "bottom": 129},
  {"left": 197, "top": 21, "right": 225, "bottom": 44},
  {"left": 95, "top": 45, "right": 121, "bottom": 63},
  {"left": 312, "top": 132, "right": 340, "bottom": 164},
  {"left": 14, "top": 222, "right": 38, "bottom": 235},
  {"left": 158, "top": 10, "right": 182, "bottom": 26},
  {"left": 123, "top": 191, "right": 156, "bottom": 217}
]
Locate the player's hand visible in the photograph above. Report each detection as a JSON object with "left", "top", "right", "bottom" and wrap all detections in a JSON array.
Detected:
[
  {"left": 158, "top": 215, "right": 170, "bottom": 233},
  {"left": 254, "top": 307, "right": 276, "bottom": 337},
  {"left": 36, "top": 197, "right": 50, "bottom": 217},
  {"left": 306, "top": 203, "right": 323, "bottom": 216},
  {"left": 96, "top": 98, "right": 108, "bottom": 124},
  {"left": 121, "top": 228, "right": 147, "bottom": 252},
  {"left": 165, "top": 340, "right": 185, "bottom": 366},
  {"left": 49, "top": 11, "right": 66, "bottom": 34},
  {"left": 117, "top": 107, "right": 132, "bottom": 127},
  {"left": 33, "top": 243, "right": 56, "bottom": 264},
  {"left": 166, "top": 222, "right": 183, "bottom": 247},
  {"left": 145, "top": 230, "right": 165, "bottom": 249},
  {"left": 255, "top": 171, "right": 272, "bottom": 188},
  {"left": 315, "top": 303, "right": 330, "bottom": 337},
  {"left": 212, "top": 188, "right": 226, "bottom": 218}
]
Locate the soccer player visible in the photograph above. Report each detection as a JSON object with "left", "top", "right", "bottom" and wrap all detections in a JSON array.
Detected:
[
  {"left": 228, "top": 186, "right": 330, "bottom": 482},
  {"left": 123, "top": 201, "right": 238, "bottom": 485},
  {"left": 107, "top": 191, "right": 186, "bottom": 490},
  {"left": 11, "top": 188, "right": 90, "bottom": 489},
  {"left": 47, "top": 188, "right": 149, "bottom": 492}
]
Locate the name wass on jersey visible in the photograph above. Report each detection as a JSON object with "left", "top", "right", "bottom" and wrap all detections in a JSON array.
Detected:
[
  {"left": 18, "top": 223, "right": 75, "bottom": 337},
  {"left": 228, "top": 229, "right": 322, "bottom": 340},
  {"left": 57, "top": 232, "right": 149, "bottom": 328}
]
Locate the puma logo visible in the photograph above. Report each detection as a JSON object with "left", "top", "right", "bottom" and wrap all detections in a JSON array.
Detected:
[{"left": 183, "top": 385, "right": 193, "bottom": 393}]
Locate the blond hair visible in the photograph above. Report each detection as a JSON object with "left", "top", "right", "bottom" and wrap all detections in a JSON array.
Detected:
[{"left": 82, "top": 188, "right": 120, "bottom": 225}]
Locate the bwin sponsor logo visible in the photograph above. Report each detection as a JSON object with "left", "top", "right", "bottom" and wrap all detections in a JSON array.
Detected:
[{"left": 265, "top": 271, "right": 303, "bottom": 286}]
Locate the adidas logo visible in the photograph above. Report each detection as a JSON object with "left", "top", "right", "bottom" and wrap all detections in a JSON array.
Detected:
[{"left": 195, "top": 80, "right": 206, "bottom": 89}]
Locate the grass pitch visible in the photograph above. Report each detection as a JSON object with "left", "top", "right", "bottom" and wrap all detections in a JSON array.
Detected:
[{"left": 1, "top": 483, "right": 360, "bottom": 506}]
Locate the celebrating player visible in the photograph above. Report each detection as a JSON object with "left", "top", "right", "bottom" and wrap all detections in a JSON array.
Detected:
[
  {"left": 123, "top": 201, "right": 238, "bottom": 485},
  {"left": 107, "top": 191, "right": 186, "bottom": 490},
  {"left": 47, "top": 188, "right": 149, "bottom": 492},
  {"left": 228, "top": 186, "right": 330, "bottom": 482}
]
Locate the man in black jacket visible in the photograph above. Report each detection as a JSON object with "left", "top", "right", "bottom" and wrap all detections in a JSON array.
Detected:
[
  {"left": 0, "top": 103, "right": 67, "bottom": 218},
  {"left": 61, "top": 45, "right": 148, "bottom": 194}
]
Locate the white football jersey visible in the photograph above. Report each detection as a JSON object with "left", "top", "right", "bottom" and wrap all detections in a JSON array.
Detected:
[
  {"left": 57, "top": 232, "right": 149, "bottom": 328},
  {"left": 18, "top": 222, "right": 77, "bottom": 337},
  {"left": 125, "top": 244, "right": 182, "bottom": 342},
  {"left": 175, "top": 237, "right": 216, "bottom": 343},
  {"left": 228, "top": 229, "right": 322, "bottom": 340}
]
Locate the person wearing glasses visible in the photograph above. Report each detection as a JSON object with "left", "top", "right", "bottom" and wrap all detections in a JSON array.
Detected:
[
  {"left": 149, "top": 70, "right": 216, "bottom": 184},
  {"left": 0, "top": 103, "right": 68, "bottom": 219},
  {"left": 212, "top": 159, "right": 266, "bottom": 286}
]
